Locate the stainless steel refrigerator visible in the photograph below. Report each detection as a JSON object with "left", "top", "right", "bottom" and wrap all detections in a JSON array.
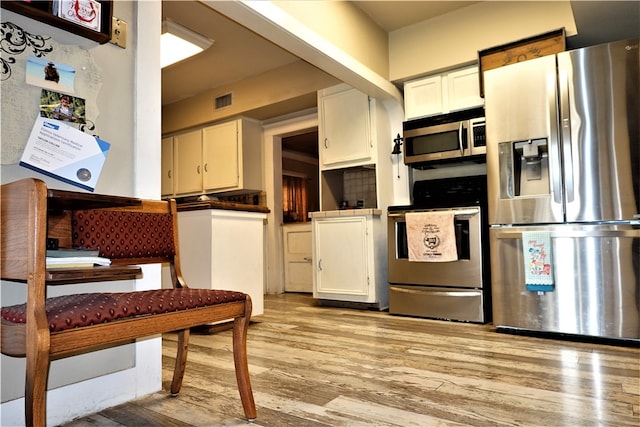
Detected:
[{"left": 484, "top": 38, "right": 639, "bottom": 341}]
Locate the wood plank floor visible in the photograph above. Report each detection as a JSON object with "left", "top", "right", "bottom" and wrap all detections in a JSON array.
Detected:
[{"left": 64, "top": 293, "right": 639, "bottom": 427}]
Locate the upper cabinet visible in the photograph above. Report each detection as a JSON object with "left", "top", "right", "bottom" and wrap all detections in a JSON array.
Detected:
[
  {"left": 202, "top": 119, "right": 261, "bottom": 193},
  {"left": 318, "top": 84, "right": 373, "bottom": 169},
  {"left": 404, "top": 65, "right": 484, "bottom": 121},
  {"left": 162, "top": 118, "right": 262, "bottom": 198},
  {"left": 161, "top": 137, "right": 174, "bottom": 196},
  {"left": 173, "top": 129, "right": 203, "bottom": 196},
  {"left": 316, "top": 83, "right": 394, "bottom": 212},
  {"left": 1, "top": 1, "right": 113, "bottom": 44}
]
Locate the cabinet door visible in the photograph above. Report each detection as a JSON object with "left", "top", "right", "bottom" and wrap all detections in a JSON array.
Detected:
[
  {"left": 314, "top": 217, "right": 368, "bottom": 297},
  {"left": 320, "top": 88, "right": 372, "bottom": 167},
  {"left": 174, "top": 129, "right": 202, "bottom": 195},
  {"left": 161, "top": 137, "right": 174, "bottom": 196},
  {"left": 446, "top": 66, "right": 483, "bottom": 112},
  {"left": 404, "top": 75, "right": 443, "bottom": 120},
  {"left": 202, "top": 120, "right": 239, "bottom": 191}
]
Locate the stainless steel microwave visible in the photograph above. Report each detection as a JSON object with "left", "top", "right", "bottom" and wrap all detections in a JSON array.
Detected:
[{"left": 403, "top": 110, "right": 486, "bottom": 165}]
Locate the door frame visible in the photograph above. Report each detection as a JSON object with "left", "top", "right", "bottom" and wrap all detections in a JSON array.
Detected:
[{"left": 262, "top": 110, "right": 318, "bottom": 294}]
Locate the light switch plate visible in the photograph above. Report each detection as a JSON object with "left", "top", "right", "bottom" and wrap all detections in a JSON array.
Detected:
[{"left": 110, "top": 17, "right": 127, "bottom": 49}]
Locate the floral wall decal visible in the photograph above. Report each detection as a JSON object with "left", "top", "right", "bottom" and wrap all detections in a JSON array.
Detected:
[{"left": 1, "top": 21, "right": 54, "bottom": 81}]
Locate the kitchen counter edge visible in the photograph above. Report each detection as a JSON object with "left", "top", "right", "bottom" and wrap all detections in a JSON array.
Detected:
[{"left": 176, "top": 201, "right": 270, "bottom": 214}]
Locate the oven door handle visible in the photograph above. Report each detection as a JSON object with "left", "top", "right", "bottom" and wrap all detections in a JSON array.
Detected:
[{"left": 388, "top": 208, "right": 479, "bottom": 218}]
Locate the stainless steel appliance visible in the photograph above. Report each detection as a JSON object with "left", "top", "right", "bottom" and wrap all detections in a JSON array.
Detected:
[
  {"left": 403, "top": 107, "right": 486, "bottom": 165},
  {"left": 388, "top": 174, "right": 491, "bottom": 323},
  {"left": 485, "top": 38, "right": 640, "bottom": 341}
]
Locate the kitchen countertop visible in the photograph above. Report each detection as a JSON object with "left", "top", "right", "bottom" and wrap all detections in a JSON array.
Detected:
[{"left": 177, "top": 201, "right": 270, "bottom": 213}]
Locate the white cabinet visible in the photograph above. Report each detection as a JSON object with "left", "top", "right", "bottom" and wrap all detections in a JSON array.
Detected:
[
  {"left": 318, "top": 84, "right": 373, "bottom": 169},
  {"left": 164, "top": 118, "right": 262, "bottom": 197},
  {"left": 176, "top": 209, "right": 266, "bottom": 317},
  {"left": 404, "top": 65, "right": 483, "bottom": 120},
  {"left": 203, "top": 118, "right": 262, "bottom": 193},
  {"left": 311, "top": 210, "right": 388, "bottom": 309},
  {"left": 203, "top": 120, "right": 238, "bottom": 190},
  {"left": 161, "top": 137, "right": 174, "bottom": 197},
  {"left": 174, "top": 129, "right": 203, "bottom": 195},
  {"left": 403, "top": 75, "right": 443, "bottom": 119}
]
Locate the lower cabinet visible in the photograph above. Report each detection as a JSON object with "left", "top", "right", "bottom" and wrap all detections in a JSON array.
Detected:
[
  {"left": 174, "top": 209, "right": 266, "bottom": 316},
  {"left": 311, "top": 210, "right": 388, "bottom": 309}
]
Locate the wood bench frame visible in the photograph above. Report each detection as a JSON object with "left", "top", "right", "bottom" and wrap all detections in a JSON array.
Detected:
[{"left": 0, "top": 178, "right": 256, "bottom": 426}]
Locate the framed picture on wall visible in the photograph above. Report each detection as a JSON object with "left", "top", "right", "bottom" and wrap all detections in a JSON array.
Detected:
[{"left": 55, "top": 0, "right": 102, "bottom": 32}]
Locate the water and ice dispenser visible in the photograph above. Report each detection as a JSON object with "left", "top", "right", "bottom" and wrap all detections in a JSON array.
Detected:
[{"left": 498, "top": 138, "right": 550, "bottom": 198}]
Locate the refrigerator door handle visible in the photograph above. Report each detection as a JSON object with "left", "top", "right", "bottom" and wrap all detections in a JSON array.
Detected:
[
  {"left": 559, "top": 71, "right": 575, "bottom": 203},
  {"left": 548, "top": 74, "right": 563, "bottom": 205}
]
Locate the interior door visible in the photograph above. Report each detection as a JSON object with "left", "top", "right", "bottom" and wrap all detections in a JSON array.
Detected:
[{"left": 283, "top": 223, "right": 313, "bottom": 292}]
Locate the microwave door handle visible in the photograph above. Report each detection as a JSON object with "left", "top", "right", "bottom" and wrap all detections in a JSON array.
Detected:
[{"left": 458, "top": 122, "right": 464, "bottom": 156}]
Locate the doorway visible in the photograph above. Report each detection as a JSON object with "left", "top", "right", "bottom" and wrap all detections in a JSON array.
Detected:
[
  {"left": 262, "top": 112, "right": 318, "bottom": 295},
  {"left": 281, "top": 130, "right": 318, "bottom": 293}
]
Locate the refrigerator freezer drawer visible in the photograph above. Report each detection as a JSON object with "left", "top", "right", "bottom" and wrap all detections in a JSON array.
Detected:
[
  {"left": 490, "top": 224, "right": 640, "bottom": 341},
  {"left": 389, "top": 285, "right": 486, "bottom": 323}
]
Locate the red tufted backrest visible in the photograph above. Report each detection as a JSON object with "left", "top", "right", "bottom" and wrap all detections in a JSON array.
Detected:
[{"left": 71, "top": 208, "right": 176, "bottom": 262}]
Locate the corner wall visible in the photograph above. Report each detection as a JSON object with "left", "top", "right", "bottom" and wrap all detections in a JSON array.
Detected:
[{"left": 0, "top": 2, "right": 162, "bottom": 425}]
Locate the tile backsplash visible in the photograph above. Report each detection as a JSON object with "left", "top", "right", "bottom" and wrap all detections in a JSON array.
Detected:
[{"left": 343, "top": 168, "right": 376, "bottom": 208}]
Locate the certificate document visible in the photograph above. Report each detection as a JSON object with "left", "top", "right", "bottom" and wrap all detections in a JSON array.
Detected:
[{"left": 20, "top": 117, "right": 110, "bottom": 192}]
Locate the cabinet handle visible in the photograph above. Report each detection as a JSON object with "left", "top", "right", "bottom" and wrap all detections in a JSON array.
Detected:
[
  {"left": 168, "top": 170, "right": 171, "bottom": 179},
  {"left": 318, "top": 259, "right": 323, "bottom": 271},
  {"left": 324, "top": 138, "right": 329, "bottom": 149},
  {"left": 197, "top": 165, "right": 201, "bottom": 174},
  {"left": 204, "top": 163, "right": 208, "bottom": 172}
]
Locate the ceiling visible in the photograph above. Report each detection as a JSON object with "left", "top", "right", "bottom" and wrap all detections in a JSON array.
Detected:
[
  {"left": 161, "top": 1, "right": 481, "bottom": 107},
  {"left": 162, "top": 1, "right": 639, "bottom": 108}
]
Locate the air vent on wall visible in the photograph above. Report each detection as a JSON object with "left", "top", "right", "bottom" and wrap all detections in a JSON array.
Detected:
[{"left": 215, "top": 93, "right": 232, "bottom": 110}]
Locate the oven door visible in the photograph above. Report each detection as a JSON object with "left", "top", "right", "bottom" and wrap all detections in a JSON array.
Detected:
[{"left": 387, "top": 207, "right": 484, "bottom": 287}]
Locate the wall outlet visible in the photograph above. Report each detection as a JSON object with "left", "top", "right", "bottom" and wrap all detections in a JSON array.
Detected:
[{"left": 110, "top": 17, "right": 127, "bottom": 49}]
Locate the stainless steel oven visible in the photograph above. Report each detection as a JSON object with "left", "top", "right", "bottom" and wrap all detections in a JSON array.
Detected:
[{"left": 387, "top": 174, "right": 491, "bottom": 323}]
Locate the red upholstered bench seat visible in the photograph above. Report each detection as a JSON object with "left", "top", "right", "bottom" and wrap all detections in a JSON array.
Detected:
[{"left": 1, "top": 289, "right": 247, "bottom": 332}]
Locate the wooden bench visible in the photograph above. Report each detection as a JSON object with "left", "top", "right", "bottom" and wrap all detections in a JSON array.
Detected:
[{"left": 0, "top": 178, "right": 256, "bottom": 426}]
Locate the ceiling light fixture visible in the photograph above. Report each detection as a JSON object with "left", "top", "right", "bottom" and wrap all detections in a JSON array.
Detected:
[{"left": 161, "top": 19, "right": 214, "bottom": 68}]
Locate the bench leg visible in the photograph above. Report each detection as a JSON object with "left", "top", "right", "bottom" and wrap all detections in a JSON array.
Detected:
[
  {"left": 25, "top": 345, "right": 50, "bottom": 426},
  {"left": 170, "top": 328, "right": 190, "bottom": 395},
  {"left": 232, "top": 308, "right": 256, "bottom": 421}
]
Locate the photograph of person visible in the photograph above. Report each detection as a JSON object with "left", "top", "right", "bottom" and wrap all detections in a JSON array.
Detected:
[
  {"left": 26, "top": 56, "right": 75, "bottom": 93},
  {"left": 40, "top": 90, "right": 86, "bottom": 124}
]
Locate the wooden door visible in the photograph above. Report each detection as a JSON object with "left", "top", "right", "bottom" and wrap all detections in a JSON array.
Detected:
[{"left": 283, "top": 223, "right": 313, "bottom": 293}]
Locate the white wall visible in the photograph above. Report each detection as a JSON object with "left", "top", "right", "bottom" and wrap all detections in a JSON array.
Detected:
[
  {"left": 0, "top": 1, "right": 162, "bottom": 425},
  {"left": 389, "top": 1, "right": 577, "bottom": 81}
]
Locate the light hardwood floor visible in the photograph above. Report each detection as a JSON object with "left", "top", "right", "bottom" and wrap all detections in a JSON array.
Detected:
[{"left": 65, "top": 293, "right": 639, "bottom": 426}]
